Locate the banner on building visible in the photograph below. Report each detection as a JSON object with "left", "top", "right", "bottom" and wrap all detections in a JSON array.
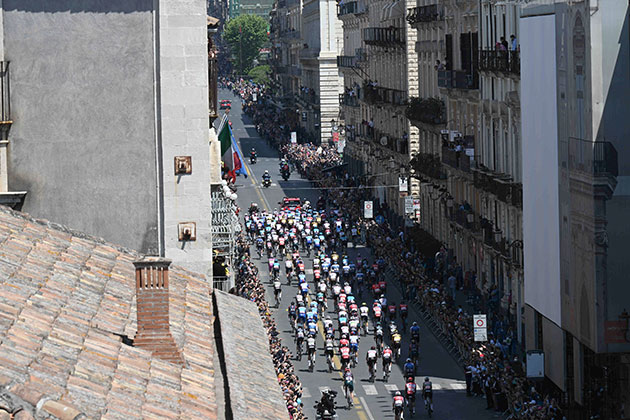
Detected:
[
  {"left": 290, "top": 132, "right": 297, "bottom": 144},
  {"left": 364, "top": 201, "right": 373, "bottom": 219},
  {"left": 399, "top": 176, "right": 408, "bottom": 193},
  {"left": 473, "top": 314, "right": 487, "bottom": 342}
]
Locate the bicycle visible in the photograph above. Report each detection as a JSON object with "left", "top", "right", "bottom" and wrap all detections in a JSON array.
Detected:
[
  {"left": 308, "top": 350, "right": 315, "bottom": 372},
  {"left": 407, "top": 395, "right": 416, "bottom": 417},
  {"left": 424, "top": 395, "right": 433, "bottom": 418},
  {"left": 344, "top": 382, "right": 354, "bottom": 408},
  {"left": 383, "top": 361, "right": 392, "bottom": 382},
  {"left": 368, "top": 361, "right": 376, "bottom": 382},
  {"left": 361, "top": 317, "right": 369, "bottom": 336}
]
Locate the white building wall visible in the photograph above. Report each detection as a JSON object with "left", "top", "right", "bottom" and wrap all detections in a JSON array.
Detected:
[{"left": 159, "top": 0, "right": 213, "bottom": 277}]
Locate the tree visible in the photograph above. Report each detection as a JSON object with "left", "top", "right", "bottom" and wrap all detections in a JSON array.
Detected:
[
  {"left": 248, "top": 65, "right": 271, "bottom": 85},
  {"left": 223, "top": 15, "right": 268, "bottom": 74}
]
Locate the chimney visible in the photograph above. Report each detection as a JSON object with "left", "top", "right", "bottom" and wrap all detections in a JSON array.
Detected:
[{"left": 133, "top": 257, "right": 183, "bottom": 366}]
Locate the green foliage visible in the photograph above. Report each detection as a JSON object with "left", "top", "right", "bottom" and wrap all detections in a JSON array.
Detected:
[
  {"left": 248, "top": 65, "right": 271, "bottom": 85},
  {"left": 223, "top": 15, "right": 268, "bottom": 74}
]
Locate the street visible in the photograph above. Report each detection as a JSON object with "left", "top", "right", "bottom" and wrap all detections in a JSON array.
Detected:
[{"left": 222, "top": 89, "right": 501, "bottom": 420}]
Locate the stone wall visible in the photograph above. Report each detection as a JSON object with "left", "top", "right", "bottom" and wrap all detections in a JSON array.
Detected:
[
  {"left": 158, "top": 0, "right": 213, "bottom": 277},
  {"left": 3, "top": 0, "right": 159, "bottom": 253}
]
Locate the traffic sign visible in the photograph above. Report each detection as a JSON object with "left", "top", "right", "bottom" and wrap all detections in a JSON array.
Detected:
[
  {"left": 404, "top": 197, "right": 414, "bottom": 214},
  {"left": 364, "top": 201, "right": 373, "bottom": 219},
  {"left": 473, "top": 314, "right": 487, "bottom": 342}
]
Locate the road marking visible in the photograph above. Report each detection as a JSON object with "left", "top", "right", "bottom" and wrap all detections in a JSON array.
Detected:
[
  {"left": 362, "top": 384, "right": 378, "bottom": 395},
  {"left": 318, "top": 386, "right": 330, "bottom": 394},
  {"left": 302, "top": 387, "right": 311, "bottom": 398},
  {"left": 305, "top": 268, "right": 313, "bottom": 274},
  {"left": 449, "top": 383, "right": 467, "bottom": 390},
  {"left": 384, "top": 384, "right": 399, "bottom": 393},
  {"left": 433, "top": 384, "right": 443, "bottom": 390},
  {"left": 359, "top": 397, "right": 376, "bottom": 420}
]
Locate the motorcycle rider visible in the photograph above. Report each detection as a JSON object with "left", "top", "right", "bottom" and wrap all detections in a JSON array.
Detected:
[
  {"left": 262, "top": 170, "right": 271, "bottom": 185},
  {"left": 250, "top": 148, "right": 257, "bottom": 163}
]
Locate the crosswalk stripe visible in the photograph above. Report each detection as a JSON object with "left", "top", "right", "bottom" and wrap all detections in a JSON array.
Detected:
[
  {"left": 449, "top": 383, "right": 467, "bottom": 390},
  {"left": 433, "top": 384, "right": 443, "bottom": 390},
  {"left": 302, "top": 387, "right": 311, "bottom": 398},
  {"left": 305, "top": 268, "right": 313, "bottom": 274},
  {"left": 384, "top": 384, "right": 399, "bottom": 393},
  {"left": 362, "top": 384, "right": 378, "bottom": 395}
]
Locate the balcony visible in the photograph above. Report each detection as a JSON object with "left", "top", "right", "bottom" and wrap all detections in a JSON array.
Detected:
[
  {"left": 441, "top": 146, "right": 471, "bottom": 172},
  {"left": 478, "top": 49, "right": 520, "bottom": 75},
  {"left": 363, "top": 27, "right": 404, "bottom": 47},
  {"left": 339, "top": 93, "right": 360, "bottom": 107},
  {"left": 360, "top": 83, "right": 407, "bottom": 106},
  {"left": 472, "top": 165, "right": 523, "bottom": 208},
  {"left": 297, "top": 89, "right": 319, "bottom": 107},
  {"left": 437, "top": 70, "right": 479, "bottom": 90},
  {"left": 449, "top": 205, "right": 477, "bottom": 230},
  {"left": 280, "top": 29, "right": 301, "bottom": 40},
  {"left": 410, "top": 153, "right": 446, "bottom": 180},
  {"left": 405, "top": 97, "right": 446, "bottom": 126},
  {"left": 568, "top": 138, "right": 619, "bottom": 177},
  {"left": 337, "top": 55, "right": 358, "bottom": 68},
  {"left": 406, "top": 4, "right": 442, "bottom": 25}
]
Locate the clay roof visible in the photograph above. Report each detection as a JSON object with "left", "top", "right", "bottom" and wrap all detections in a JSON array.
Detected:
[
  {"left": 0, "top": 206, "right": 217, "bottom": 419},
  {"left": 213, "top": 291, "right": 288, "bottom": 419}
]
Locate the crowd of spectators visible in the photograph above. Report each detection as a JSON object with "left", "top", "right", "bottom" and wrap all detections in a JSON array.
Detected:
[
  {"left": 222, "top": 76, "right": 564, "bottom": 419},
  {"left": 281, "top": 141, "right": 565, "bottom": 420},
  {"left": 232, "top": 237, "right": 306, "bottom": 420}
]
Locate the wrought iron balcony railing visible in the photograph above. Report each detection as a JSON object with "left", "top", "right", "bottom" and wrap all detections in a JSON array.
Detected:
[
  {"left": 406, "top": 4, "right": 442, "bottom": 24},
  {"left": 478, "top": 49, "right": 520, "bottom": 75},
  {"left": 363, "top": 27, "right": 404, "bottom": 47},
  {"left": 437, "top": 70, "right": 479, "bottom": 90}
]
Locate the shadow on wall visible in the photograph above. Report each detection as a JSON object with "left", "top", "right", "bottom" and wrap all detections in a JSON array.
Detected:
[{"left": 3, "top": 0, "right": 154, "bottom": 13}]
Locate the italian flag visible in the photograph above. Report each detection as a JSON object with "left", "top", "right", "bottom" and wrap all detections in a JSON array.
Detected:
[{"left": 218, "top": 116, "right": 246, "bottom": 183}]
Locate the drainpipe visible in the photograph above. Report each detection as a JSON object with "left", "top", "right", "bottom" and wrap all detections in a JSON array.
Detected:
[{"left": 153, "top": 0, "right": 165, "bottom": 256}]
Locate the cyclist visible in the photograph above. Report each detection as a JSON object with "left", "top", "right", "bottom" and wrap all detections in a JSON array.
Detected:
[
  {"left": 409, "top": 341, "right": 420, "bottom": 366},
  {"left": 382, "top": 345, "right": 393, "bottom": 381},
  {"left": 325, "top": 335, "right": 335, "bottom": 372},
  {"left": 295, "top": 327, "right": 305, "bottom": 359},
  {"left": 340, "top": 344, "right": 351, "bottom": 371},
  {"left": 374, "top": 323, "right": 384, "bottom": 352},
  {"left": 405, "top": 376, "right": 417, "bottom": 415},
  {"left": 273, "top": 278, "right": 282, "bottom": 306},
  {"left": 391, "top": 330, "right": 402, "bottom": 360},
  {"left": 343, "top": 368, "right": 355, "bottom": 407},
  {"left": 360, "top": 302, "right": 370, "bottom": 335},
  {"left": 404, "top": 358, "right": 416, "bottom": 378},
  {"left": 307, "top": 334, "right": 316, "bottom": 371},
  {"left": 288, "top": 301, "right": 297, "bottom": 329},
  {"left": 399, "top": 301, "right": 409, "bottom": 330},
  {"left": 349, "top": 333, "right": 359, "bottom": 367},
  {"left": 392, "top": 391, "right": 405, "bottom": 419},
  {"left": 410, "top": 321, "right": 420, "bottom": 343},
  {"left": 366, "top": 346, "right": 378, "bottom": 382},
  {"left": 422, "top": 377, "right": 433, "bottom": 413},
  {"left": 387, "top": 301, "right": 397, "bottom": 321}
]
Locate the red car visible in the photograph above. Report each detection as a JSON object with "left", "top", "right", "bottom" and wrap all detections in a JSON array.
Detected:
[{"left": 282, "top": 197, "right": 302, "bottom": 211}]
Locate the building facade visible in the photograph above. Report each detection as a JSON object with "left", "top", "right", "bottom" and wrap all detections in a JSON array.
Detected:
[
  {"left": 340, "top": 0, "right": 419, "bottom": 218},
  {"left": 521, "top": 1, "right": 630, "bottom": 417},
  {"left": 297, "top": 0, "right": 344, "bottom": 144},
  {"left": 1, "top": 1, "right": 214, "bottom": 277}
]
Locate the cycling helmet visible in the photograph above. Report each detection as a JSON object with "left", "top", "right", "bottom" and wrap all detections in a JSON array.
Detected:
[
  {"left": 395, "top": 391, "right": 401, "bottom": 396},
  {"left": 371, "top": 346, "right": 376, "bottom": 350},
  {"left": 362, "top": 302, "right": 366, "bottom": 306},
  {"left": 425, "top": 377, "right": 430, "bottom": 382},
  {"left": 407, "top": 377, "right": 413, "bottom": 383},
  {"left": 406, "top": 358, "right": 411, "bottom": 363},
  {"left": 413, "top": 322, "right": 418, "bottom": 326}
]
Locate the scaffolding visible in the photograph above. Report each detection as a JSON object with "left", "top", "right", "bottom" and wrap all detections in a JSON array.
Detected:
[{"left": 210, "top": 189, "right": 240, "bottom": 291}]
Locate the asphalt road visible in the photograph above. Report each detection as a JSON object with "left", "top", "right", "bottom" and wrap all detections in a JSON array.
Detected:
[{"left": 220, "top": 89, "right": 501, "bottom": 420}]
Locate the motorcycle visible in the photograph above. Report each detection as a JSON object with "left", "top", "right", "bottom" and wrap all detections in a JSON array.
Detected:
[
  {"left": 262, "top": 178, "right": 271, "bottom": 188},
  {"left": 282, "top": 170, "right": 290, "bottom": 181},
  {"left": 250, "top": 155, "right": 257, "bottom": 164}
]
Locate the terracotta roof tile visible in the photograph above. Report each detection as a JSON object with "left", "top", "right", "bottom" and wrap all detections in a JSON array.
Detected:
[{"left": 0, "top": 206, "right": 218, "bottom": 419}]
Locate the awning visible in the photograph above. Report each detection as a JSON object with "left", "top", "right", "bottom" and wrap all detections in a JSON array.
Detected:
[{"left": 381, "top": 1, "right": 404, "bottom": 22}]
